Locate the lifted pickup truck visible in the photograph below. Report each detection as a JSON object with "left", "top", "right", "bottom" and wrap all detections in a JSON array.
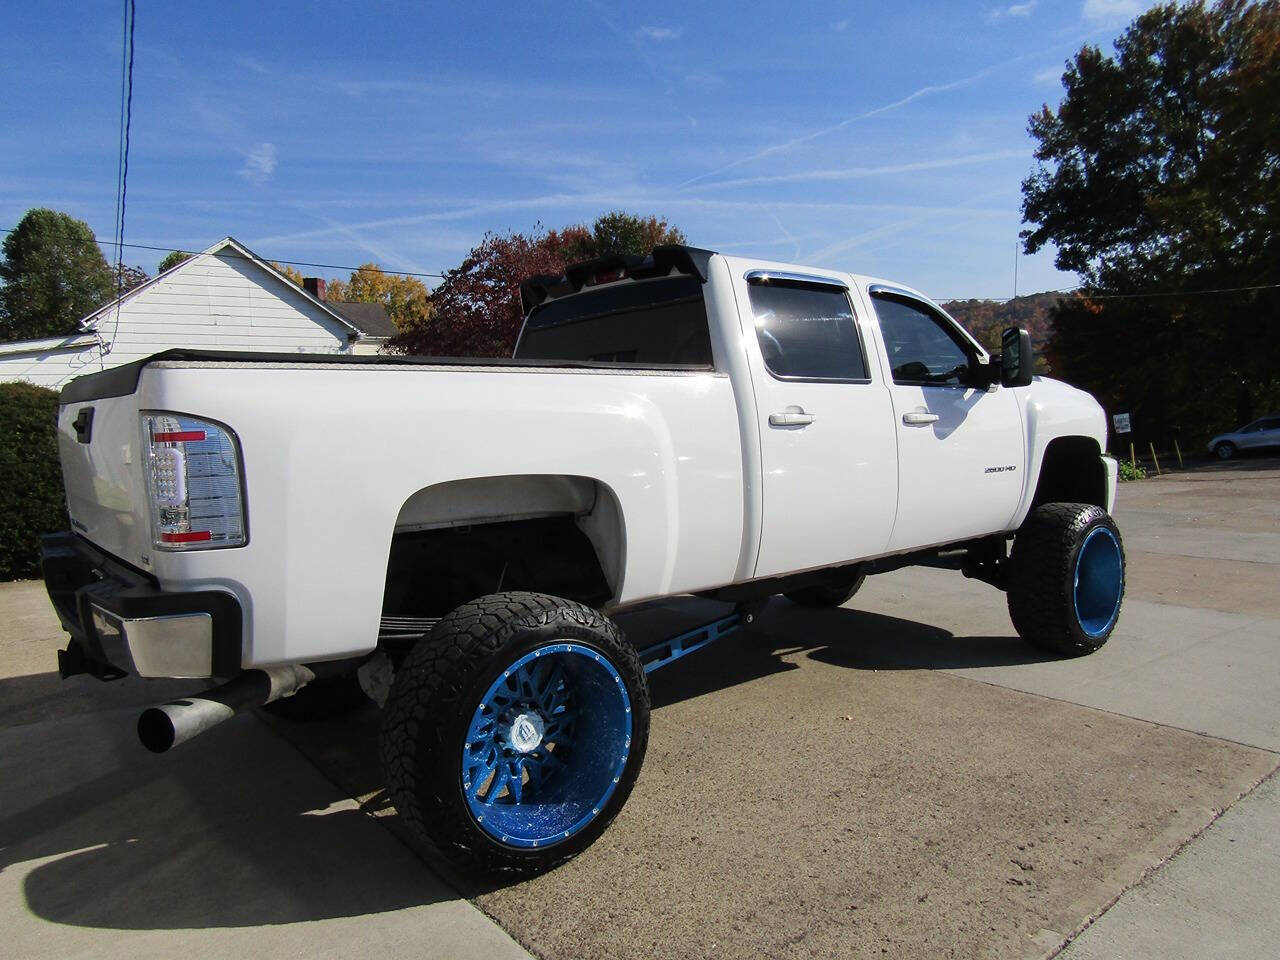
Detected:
[{"left": 42, "top": 245, "right": 1124, "bottom": 875}]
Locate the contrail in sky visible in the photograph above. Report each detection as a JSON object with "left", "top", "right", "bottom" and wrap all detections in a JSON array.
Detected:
[{"left": 676, "top": 40, "right": 1087, "bottom": 190}]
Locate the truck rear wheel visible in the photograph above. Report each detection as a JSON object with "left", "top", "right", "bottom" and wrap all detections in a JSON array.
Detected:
[
  {"left": 784, "top": 567, "right": 866, "bottom": 608},
  {"left": 380, "top": 591, "right": 649, "bottom": 876},
  {"left": 1007, "top": 503, "right": 1125, "bottom": 656}
]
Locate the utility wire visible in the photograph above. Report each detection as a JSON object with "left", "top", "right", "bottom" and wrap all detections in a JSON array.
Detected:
[
  {"left": 110, "top": 0, "right": 127, "bottom": 272},
  {"left": 0, "top": 224, "right": 447, "bottom": 280},
  {"left": 2, "top": 222, "right": 1275, "bottom": 301},
  {"left": 104, "top": 0, "right": 136, "bottom": 357}
]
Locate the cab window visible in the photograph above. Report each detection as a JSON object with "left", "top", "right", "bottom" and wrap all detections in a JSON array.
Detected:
[
  {"left": 746, "top": 281, "right": 868, "bottom": 381},
  {"left": 872, "top": 294, "right": 973, "bottom": 386}
]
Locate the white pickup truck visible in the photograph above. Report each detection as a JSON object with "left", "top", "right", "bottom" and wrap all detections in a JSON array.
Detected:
[{"left": 42, "top": 245, "right": 1124, "bottom": 875}]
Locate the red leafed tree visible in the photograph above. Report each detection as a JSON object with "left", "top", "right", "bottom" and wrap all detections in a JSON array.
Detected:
[{"left": 390, "top": 226, "right": 589, "bottom": 357}]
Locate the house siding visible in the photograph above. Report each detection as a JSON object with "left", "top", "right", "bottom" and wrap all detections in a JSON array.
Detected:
[{"left": 0, "top": 247, "right": 355, "bottom": 390}]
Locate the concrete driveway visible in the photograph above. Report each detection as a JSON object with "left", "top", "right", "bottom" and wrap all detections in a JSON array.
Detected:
[
  {"left": 2, "top": 456, "right": 1277, "bottom": 959},
  {"left": 0, "top": 587, "right": 530, "bottom": 959}
]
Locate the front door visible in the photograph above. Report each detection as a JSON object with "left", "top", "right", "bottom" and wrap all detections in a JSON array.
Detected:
[
  {"left": 866, "top": 288, "right": 1025, "bottom": 552},
  {"left": 736, "top": 271, "right": 898, "bottom": 579}
]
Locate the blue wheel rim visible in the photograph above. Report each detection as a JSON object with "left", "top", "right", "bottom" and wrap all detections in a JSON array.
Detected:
[
  {"left": 1073, "top": 526, "right": 1123, "bottom": 638},
  {"left": 461, "top": 642, "right": 632, "bottom": 849}
]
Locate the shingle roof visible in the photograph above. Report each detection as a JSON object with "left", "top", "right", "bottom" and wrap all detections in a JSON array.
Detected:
[{"left": 325, "top": 300, "right": 398, "bottom": 339}]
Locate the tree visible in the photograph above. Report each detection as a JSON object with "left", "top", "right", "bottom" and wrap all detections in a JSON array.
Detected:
[
  {"left": 1021, "top": 0, "right": 1280, "bottom": 442},
  {"left": 113, "top": 263, "right": 149, "bottom": 294},
  {"left": 565, "top": 211, "right": 687, "bottom": 261},
  {"left": 0, "top": 209, "right": 116, "bottom": 341},
  {"left": 326, "top": 263, "right": 431, "bottom": 331},
  {"left": 389, "top": 227, "right": 580, "bottom": 357},
  {"left": 157, "top": 250, "right": 194, "bottom": 273},
  {"left": 941, "top": 293, "right": 1059, "bottom": 374},
  {"left": 390, "top": 212, "right": 688, "bottom": 357},
  {"left": 271, "top": 262, "right": 307, "bottom": 287}
]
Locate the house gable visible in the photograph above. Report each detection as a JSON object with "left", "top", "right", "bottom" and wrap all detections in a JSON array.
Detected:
[{"left": 0, "top": 236, "right": 373, "bottom": 388}]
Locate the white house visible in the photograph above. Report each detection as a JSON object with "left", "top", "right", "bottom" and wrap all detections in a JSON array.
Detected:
[{"left": 0, "top": 236, "right": 398, "bottom": 390}]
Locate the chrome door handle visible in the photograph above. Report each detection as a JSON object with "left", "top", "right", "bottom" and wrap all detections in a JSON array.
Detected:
[
  {"left": 769, "top": 411, "right": 816, "bottom": 427},
  {"left": 902, "top": 412, "right": 939, "bottom": 425}
]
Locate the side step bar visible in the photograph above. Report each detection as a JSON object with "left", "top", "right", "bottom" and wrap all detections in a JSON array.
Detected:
[{"left": 637, "top": 609, "right": 752, "bottom": 675}]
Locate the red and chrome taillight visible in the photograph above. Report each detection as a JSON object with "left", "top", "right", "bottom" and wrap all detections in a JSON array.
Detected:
[{"left": 143, "top": 414, "right": 246, "bottom": 550}]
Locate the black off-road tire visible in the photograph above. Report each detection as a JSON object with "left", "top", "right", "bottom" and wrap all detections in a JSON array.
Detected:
[
  {"left": 380, "top": 591, "right": 649, "bottom": 877},
  {"left": 262, "top": 672, "right": 368, "bottom": 721},
  {"left": 1214, "top": 441, "right": 1236, "bottom": 460},
  {"left": 785, "top": 567, "right": 866, "bottom": 608},
  {"left": 1007, "top": 503, "right": 1125, "bottom": 657}
]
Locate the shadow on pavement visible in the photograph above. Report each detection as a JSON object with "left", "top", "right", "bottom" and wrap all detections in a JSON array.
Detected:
[
  {"left": 645, "top": 599, "right": 1055, "bottom": 711},
  {"left": 0, "top": 700, "right": 452, "bottom": 930},
  {"left": 0, "top": 596, "right": 1060, "bottom": 917}
]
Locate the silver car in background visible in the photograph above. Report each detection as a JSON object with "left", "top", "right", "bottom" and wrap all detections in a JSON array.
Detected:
[{"left": 1208, "top": 415, "right": 1280, "bottom": 459}]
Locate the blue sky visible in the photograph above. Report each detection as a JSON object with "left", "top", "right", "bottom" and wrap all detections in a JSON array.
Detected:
[{"left": 1, "top": 0, "right": 1145, "bottom": 299}]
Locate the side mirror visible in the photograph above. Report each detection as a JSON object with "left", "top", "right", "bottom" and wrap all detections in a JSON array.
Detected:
[{"left": 1000, "top": 327, "right": 1034, "bottom": 387}]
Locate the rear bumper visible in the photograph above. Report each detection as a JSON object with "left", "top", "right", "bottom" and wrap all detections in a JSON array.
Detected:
[{"left": 40, "top": 532, "right": 242, "bottom": 680}]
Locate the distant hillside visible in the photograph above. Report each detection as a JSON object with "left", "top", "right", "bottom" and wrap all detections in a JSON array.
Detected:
[{"left": 941, "top": 292, "right": 1065, "bottom": 372}]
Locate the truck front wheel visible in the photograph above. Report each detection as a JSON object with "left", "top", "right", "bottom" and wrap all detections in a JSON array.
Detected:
[
  {"left": 380, "top": 591, "right": 649, "bottom": 876},
  {"left": 1007, "top": 503, "right": 1125, "bottom": 656}
]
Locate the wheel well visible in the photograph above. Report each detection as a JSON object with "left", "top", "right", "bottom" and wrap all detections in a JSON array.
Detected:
[
  {"left": 380, "top": 475, "right": 622, "bottom": 619},
  {"left": 1030, "top": 436, "right": 1106, "bottom": 511}
]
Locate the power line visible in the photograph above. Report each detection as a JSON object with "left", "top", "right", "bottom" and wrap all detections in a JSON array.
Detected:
[
  {"left": 2, "top": 220, "right": 1274, "bottom": 301},
  {"left": 937, "top": 282, "right": 1280, "bottom": 303},
  {"left": 110, "top": 0, "right": 127, "bottom": 271},
  {"left": 0, "top": 224, "right": 448, "bottom": 280},
  {"left": 1066, "top": 282, "right": 1280, "bottom": 300},
  {"left": 104, "top": 0, "right": 136, "bottom": 357}
]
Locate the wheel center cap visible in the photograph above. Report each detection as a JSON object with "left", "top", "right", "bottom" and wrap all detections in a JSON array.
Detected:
[{"left": 507, "top": 712, "right": 545, "bottom": 753}]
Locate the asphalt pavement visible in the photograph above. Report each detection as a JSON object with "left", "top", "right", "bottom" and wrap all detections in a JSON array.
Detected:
[{"left": 1, "top": 455, "right": 1276, "bottom": 959}]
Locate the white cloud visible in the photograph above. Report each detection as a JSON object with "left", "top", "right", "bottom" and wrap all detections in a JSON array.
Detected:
[
  {"left": 635, "top": 25, "right": 681, "bottom": 41},
  {"left": 1033, "top": 64, "right": 1063, "bottom": 86},
  {"left": 989, "top": 0, "right": 1038, "bottom": 19},
  {"left": 238, "top": 142, "right": 278, "bottom": 186},
  {"left": 834, "top": 18, "right": 850, "bottom": 32},
  {"left": 1083, "top": 0, "right": 1141, "bottom": 20}
]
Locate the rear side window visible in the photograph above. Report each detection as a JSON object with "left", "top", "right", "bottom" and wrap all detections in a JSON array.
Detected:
[
  {"left": 515, "top": 275, "right": 712, "bottom": 366},
  {"left": 746, "top": 282, "right": 868, "bottom": 381}
]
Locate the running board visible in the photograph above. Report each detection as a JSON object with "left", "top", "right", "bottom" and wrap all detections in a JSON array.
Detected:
[
  {"left": 635, "top": 613, "right": 741, "bottom": 674},
  {"left": 380, "top": 608, "right": 751, "bottom": 675}
]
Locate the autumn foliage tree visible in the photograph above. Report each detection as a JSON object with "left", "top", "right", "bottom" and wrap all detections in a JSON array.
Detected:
[
  {"left": 326, "top": 263, "right": 431, "bottom": 331},
  {"left": 1022, "top": 0, "right": 1280, "bottom": 441},
  {"left": 390, "top": 228, "right": 579, "bottom": 357},
  {"left": 113, "top": 263, "right": 149, "bottom": 295},
  {"left": 270, "top": 262, "right": 308, "bottom": 287},
  {"left": 391, "top": 212, "right": 688, "bottom": 357}
]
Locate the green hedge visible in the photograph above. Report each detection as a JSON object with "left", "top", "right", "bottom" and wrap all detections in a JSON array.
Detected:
[{"left": 0, "top": 381, "right": 66, "bottom": 580}]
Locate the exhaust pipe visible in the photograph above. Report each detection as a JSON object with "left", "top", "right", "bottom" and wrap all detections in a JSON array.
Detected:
[{"left": 138, "top": 664, "right": 315, "bottom": 753}]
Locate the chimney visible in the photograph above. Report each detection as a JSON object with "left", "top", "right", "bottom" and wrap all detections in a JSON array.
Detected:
[{"left": 303, "top": 277, "right": 326, "bottom": 300}]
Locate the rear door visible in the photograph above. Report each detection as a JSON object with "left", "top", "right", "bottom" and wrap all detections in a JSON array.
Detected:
[
  {"left": 865, "top": 287, "right": 1025, "bottom": 552},
  {"left": 734, "top": 270, "right": 898, "bottom": 579}
]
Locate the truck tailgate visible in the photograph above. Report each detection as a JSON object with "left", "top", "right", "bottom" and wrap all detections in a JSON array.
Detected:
[{"left": 57, "top": 392, "right": 152, "bottom": 569}]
